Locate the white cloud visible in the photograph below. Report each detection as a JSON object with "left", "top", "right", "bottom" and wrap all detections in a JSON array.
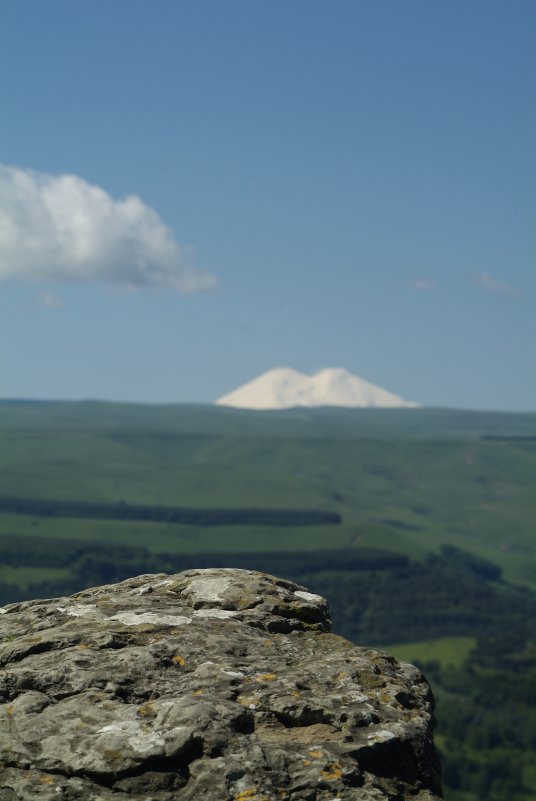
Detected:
[
  {"left": 411, "top": 279, "right": 435, "bottom": 291},
  {"left": 0, "top": 165, "right": 216, "bottom": 293},
  {"left": 473, "top": 272, "right": 522, "bottom": 300},
  {"left": 38, "top": 290, "right": 63, "bottom": 308}
]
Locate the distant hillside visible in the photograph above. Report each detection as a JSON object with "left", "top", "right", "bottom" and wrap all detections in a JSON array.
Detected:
[
  {"left": 1, "top": 399, "right": 535, "bottom": 439},
  {"left": 0, "top": 400, "right": 535, "bottom": 590}
]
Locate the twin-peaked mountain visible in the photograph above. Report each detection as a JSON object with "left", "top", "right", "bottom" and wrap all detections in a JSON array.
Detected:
[{"left": 216, "top": 367, "right": 419, "bottom": 410}]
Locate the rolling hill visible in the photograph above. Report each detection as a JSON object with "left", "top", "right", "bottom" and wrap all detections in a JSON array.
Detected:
[{"left": 0, "top": 400, "right": 535, "bottom": 586}]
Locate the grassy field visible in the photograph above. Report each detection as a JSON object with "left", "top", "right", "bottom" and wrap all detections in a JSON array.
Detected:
[
  {"left": 1, "top": 401, "right": 535, "bottom": 586},
  {"left": 384, "top": 636, "right": 477, "bottom": 669},
  {"left": 0, "top": 514, "right": 359, "bottom": 554},
  {"left": 0, "top": 565, "right": 72, "bottom": 590},
  {"left": 1, "top": 399, "right": 535, "bottom": 439}
]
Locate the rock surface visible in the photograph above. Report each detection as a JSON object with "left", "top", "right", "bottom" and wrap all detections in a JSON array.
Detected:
[{"left": 0, "top": 569, "right": 442, "bottom": 800}]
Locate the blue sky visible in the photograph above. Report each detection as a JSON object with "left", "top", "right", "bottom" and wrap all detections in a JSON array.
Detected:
[{"left": 1, "top": 0, "right": 534, "bottom": 410}]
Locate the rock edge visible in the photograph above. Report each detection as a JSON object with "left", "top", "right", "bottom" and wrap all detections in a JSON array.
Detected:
[{"left": 0, "top": 568, "right": 442, "bottom": 800}]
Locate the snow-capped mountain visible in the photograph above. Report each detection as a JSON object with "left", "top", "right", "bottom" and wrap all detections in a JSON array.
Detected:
[{"left": 215, "top": 368, "right": 420, "bottom": 410}]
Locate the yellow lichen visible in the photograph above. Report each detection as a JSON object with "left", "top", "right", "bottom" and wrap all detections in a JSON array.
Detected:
[
  {"left": 256, "top": 673, "right": 276, "bottom": 682},
  {"left": 308, "top": 749, "right": 323, "bottom": 759},
  {"left": 103, "top": 749, "right": 122, "bottom": 761},
  {"left": 137, "top": 704, "right": 156, "bottom": 717},
  {"left": 237, "top": 695, "right": 257, "bottom": 707},
  {"left": 6, "top": 707, "right": 14, "bottom": 716},
  {"left": 234, "top": 791, "right": 268, "bottom": 801},
  {"left": 172, "top": 655, "right": 186, "bottom": 666},
  {"left": 320, "top": 763, "right": 343, "bottom": 781},
  {"left": 38, "top": 776, "right": 56, "bottom": 785},
  {"left": 192, "top": 689, "right": 204, "bottom": 696}
]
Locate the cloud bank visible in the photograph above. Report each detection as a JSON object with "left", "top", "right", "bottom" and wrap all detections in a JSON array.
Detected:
[
  {"left": 473, "top": 272, "right": 522, "bottom": 300},
  {"left": 0, "top": 165, "right": 215, "bottom": 292}
]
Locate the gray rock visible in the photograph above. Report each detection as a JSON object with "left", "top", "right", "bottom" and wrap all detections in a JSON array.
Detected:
[{"left": 0, "top": 569, "right": 443, "bottom": 800}]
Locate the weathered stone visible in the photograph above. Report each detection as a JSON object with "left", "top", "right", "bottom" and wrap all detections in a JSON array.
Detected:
[{"left": 0, "top": 568, "right": 443, "bottom": 800}]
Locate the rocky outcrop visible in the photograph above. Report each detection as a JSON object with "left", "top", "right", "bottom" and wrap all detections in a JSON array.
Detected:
[{"left": 0, "top": 569, "right": 442, "bottom": 800}]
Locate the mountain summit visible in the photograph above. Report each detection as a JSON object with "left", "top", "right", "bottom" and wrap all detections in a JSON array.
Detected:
[{"left": 215, "top": 368, "right": 419, "bottom": 410}]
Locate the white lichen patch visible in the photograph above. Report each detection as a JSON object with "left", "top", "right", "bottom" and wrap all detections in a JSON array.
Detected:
[
  {"left": 0, "top": 608, "right": 7, "bottom": 615},
  {"left": 194, "top": 608, "right": 237, "bottom": 619},
  {"left": 185, "top": 576, "right": 232, "bottom": 603},
  {"left": 366, "top": 729, "right": 396, "bottom": 743},
  {"left": 223, "top": 670, "right": 245, "bottom": 679},
  {"left": 348, "top": 693, "right": 370, "bottom": 704},
  {"left": 294, "top": 590, "right": 324, "bottom": 605},
  {"left": 132, "top": 578, "right": 174, "bottom": 595},
  {"left": 109, "top": 612, "right": 192, "bottom": 627},
  {"left": 97, "top": 720, "right": 166, "bottom": 753},
  {"left": 57, "top": 604, "right": 99, "bottom": 618}
]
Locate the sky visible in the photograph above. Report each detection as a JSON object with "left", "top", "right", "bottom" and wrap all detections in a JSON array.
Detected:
[{"left": 1, "top": 0, "right": 534, "bottom": 411}]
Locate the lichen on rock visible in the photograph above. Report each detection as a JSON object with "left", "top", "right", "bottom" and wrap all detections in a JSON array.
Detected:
[{"left": 0, "top": 568, "right": 443, "bottom": 800}]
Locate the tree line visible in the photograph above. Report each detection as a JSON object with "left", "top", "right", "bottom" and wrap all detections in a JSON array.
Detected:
[{"left": 0, "top": 496, "right": 341, "bottom": 526}]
